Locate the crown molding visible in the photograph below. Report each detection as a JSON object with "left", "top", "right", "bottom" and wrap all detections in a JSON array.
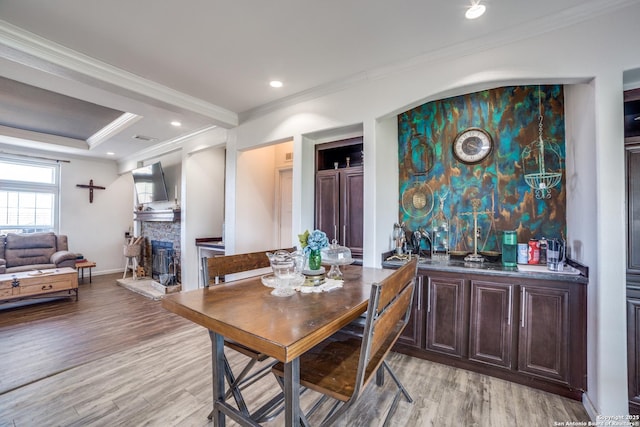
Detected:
[
  {"left": 240, "top": 0, "right": 637, "bottom": 122},
  {"left": 121, "top": 125, "right": 220, "bottom": 166},
  {"left": 0, "top": 20, "right": 238, "bottom": 128},
  {"left": 0, "top": 124, "right": 88, "bottom": 150}
]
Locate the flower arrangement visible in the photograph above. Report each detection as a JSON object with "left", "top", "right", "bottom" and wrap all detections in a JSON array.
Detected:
[{"left": 298, "top": 229, "right": 329, "bottom": 255}]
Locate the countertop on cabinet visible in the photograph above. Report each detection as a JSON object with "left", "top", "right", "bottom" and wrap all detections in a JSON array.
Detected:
[
  {"left": 195, "top": 237, "right": 224, "bottom": 250},
  {"left": 381, "top": 253, "right": 588, "bottom": 284}
]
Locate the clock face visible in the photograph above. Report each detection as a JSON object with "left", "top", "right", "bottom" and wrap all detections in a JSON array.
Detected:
[{"left": 452, "top": 128, "right": 493, "bottom": 164}]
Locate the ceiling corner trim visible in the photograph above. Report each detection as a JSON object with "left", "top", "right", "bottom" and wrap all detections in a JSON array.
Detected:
[
  {"left": 0, "top": 124, "right": 88, "bottom": 150},
  {"left": 123, "top": 125, "right": 220, "bottom": 164},
  {"left": 87, "top": 112, "right": 142, "bottom": 149},
  {"left": 0, "top": 20, "right": 238, "bottom": 128}
]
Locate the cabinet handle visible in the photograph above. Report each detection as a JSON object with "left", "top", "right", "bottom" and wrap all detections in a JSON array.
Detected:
[
  {"left": 41, "top": 284, "right": 53, "bottom": 290},
  {"left": 507, "top": 285, "right": 512, "bottom": 326},
  {"left": 416, "top": 276, "right": 423, "bottom": 311},
  {"left": 520, "top": 287, "right": 526, "bottom": 328},
  {"left": 334, "top": 225, "right": 338, "bottom": 242},
  {"left": 427, "top": 282, "right": 432, "bottom": 313},
  {"left": 343, "top": 225, "right": 346, "bottom": 246}
]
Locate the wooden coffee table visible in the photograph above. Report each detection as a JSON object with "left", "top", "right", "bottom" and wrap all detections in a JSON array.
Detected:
[{"left": 0, "top": 267, "right": 78, "bottom": 303}]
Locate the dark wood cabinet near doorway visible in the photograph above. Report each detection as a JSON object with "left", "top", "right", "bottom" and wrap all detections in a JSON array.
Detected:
[
  {"left": 626, "top": 88, "right": 640, "bottom": 414},
  {"left": 315, "top": 138, "right": 364, "bottom": 258}
]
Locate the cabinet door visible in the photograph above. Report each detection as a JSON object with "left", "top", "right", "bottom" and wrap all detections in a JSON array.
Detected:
[
  {"left": 340, "top": 166, "right": 363, "bottom": 258},
  {"left": 469, "top": 281, "right": 515, "bottom": 369},
  {"left": 518, "top": 285, "right": 569, "bottom": 383},
  {"left": 398, "top": 275, "right": 424, "bottom": 348},
  {"left": 315, "top": 170, "right": 340, "bottom": 241},
  {"left": 628, "top": 297, "right": 640, "bottom": 414},
  {"left": 628, "top": 150, "right": 640, "bottom": 273},
  {"left": 426, "top": 275, "right": 466, "bottom": 357}
]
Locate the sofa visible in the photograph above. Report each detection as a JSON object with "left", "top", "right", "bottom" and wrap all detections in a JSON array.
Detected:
[{"left": 0, "top": 232, "right": 78, "bottom": 274}]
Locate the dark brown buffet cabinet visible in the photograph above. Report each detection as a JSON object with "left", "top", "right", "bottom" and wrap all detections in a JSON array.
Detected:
[
  {"left": 627, "top": 88, "right": 640, "bottom": 414},
  {"left": 315, "top": 138, "right": 364, "bottom": 258},
  {"left": 383, "top": 257, "right": 588, "bottom": 400}
]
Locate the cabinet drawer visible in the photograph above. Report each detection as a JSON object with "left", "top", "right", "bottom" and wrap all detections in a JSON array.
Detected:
[
  {"left": 0, "top": 287, "right": 15, "bottom": 299},
  {"left": 19, "top": 277, "right": 76, "bottom": 296}
]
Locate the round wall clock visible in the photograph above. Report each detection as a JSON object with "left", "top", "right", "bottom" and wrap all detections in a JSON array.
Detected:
[{"left": 452, "top": 128, "right": 493, "bottom": 164}]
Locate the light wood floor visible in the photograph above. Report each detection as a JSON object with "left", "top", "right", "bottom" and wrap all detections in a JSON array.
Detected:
[{"left": 0, "top": 273, "right": 590, "bottom": 426}]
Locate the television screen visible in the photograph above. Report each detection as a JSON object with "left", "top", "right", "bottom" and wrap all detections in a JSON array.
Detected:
[{"left": 131, "top": 162, "right": 169, "bottom": 204}]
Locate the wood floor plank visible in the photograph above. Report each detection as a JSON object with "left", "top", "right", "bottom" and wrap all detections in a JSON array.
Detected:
[{"left": 0, "top": 273, "right": 591, "bottom": 426}]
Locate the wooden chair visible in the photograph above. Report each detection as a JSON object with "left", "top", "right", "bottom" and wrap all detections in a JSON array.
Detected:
[
  {"left": 201, "top": 247, "right": 295, "bottom": 421},
  {"left": 272, "top": 257, "right": 418, "bottom": 426}
]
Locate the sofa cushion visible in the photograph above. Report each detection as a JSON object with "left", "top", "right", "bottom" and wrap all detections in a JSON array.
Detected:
[
  {"left": 4, "top": 232, "right": 57, "bottom": 268},
  {"left": 6, "top": 263, "right": 57, "bottom": 273},
  {"left": 0, "top": 235, "right": 5, "bottom": 260}
]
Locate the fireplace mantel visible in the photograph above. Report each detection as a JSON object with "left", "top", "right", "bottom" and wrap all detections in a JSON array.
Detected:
[{"left": 134, "top": 209, "right": 181, "bottom": 222}]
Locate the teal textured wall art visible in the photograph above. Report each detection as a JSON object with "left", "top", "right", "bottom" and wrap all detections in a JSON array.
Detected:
[{"left": 397, "top": 85, "right": 566, "bottom": 254}]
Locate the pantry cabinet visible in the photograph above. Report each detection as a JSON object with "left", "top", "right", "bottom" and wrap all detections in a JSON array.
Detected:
[{"left": 315, "top": 138, "right": 363, "bottom": 258}]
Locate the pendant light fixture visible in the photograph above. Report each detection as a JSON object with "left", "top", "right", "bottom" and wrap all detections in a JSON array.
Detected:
[{"left": 521, "top": 86, "right": 563, "bottom": 200}]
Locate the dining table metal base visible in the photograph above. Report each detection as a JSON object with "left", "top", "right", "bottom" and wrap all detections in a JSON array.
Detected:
[{"left": 208, "top": 330, "right": 300, "bottom": 426}]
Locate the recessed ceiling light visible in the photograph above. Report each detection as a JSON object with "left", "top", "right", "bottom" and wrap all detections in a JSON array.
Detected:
[
  {"left": 106, "top": 152, "right": 115, "bottom": 156},
  {"left": 270, "top": 80, "right": 283, "bottom": 88},
  {"left": 465, "top": 2, "right": 486, "bottom": 19},
  {"left": 171, "top": 121, "right": 182, "bottom": 127}
]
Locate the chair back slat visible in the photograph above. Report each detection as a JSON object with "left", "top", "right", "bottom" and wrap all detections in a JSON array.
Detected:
[
  {"left": 203, "top": 247, "right": 295, "bottom": 286},
  {"left": 356, "top": 257, "right": 418, "bottom": 394},
  {"left": 367, "top": 282, "right": 413, "bottom": 361},
  {"left": 376, "top": 259, "right": 417, "bottom": 315}
]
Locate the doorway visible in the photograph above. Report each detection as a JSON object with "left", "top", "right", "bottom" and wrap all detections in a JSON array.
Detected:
[{"left": 277, "top": 167, "right": 293, "bottom": 247}]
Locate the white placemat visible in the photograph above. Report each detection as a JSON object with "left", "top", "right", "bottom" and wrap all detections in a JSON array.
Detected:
[{"left": 297, "top": 279, "right": 344, "bottom": 293}]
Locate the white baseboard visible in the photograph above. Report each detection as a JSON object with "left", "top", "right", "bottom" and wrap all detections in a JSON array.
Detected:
[
  {"left": 583, "top": 391, "right": 598, "bottom": 421},
  {"left": 88, "top": 268, "right": 124, "bottom": 276}
]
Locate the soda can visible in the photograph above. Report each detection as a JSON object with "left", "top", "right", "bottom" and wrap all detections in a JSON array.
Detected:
[
  {"left": 528, "top": 239, "right": 540, "bottom": 264},
  {"left": 517, "top": 243, "right": 529, "bottom": 264},
  {"left": 539, "top": 238, "right": 547, "bottom": 265}
]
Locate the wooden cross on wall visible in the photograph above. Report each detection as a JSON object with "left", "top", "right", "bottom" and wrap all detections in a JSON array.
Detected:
[{"left": 76, "top": 179, "right": 106, "bottom": 203}]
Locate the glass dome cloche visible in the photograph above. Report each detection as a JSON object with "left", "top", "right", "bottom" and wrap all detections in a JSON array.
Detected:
[{"left": 321, "top": 239, "right": 354, "bottom": 279}]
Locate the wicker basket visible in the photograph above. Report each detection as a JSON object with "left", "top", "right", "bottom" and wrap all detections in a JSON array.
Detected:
[{"left": 123, "top": 244, "right": 141, "bottom": 257}]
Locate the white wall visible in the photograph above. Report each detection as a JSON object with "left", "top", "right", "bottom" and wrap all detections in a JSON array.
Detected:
[
  {"left": 223, "top": 3, "right": 640, "bottom": 418},
  {"left": 235, "top": 145, "right": 277, "bottom": 253},
  {"left": 181, "top": 144, "right": 226, "bottom": 291},
  {"left": 60, "top": 157, "right": 133, "bottom": 274},
  {"left": 565, "top": 82, "right": 600, "bottom": 409},
  {"left": 179, "top": 128, "right": 227, "bottom": 290}
]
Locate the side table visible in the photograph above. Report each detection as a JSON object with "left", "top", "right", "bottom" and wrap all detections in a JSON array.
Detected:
[{"left": 76, "top": 261, "right": 96, "bottom": 284}]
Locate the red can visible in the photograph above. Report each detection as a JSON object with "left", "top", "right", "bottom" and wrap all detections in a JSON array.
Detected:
[{"left": 528, "top": 239, "right": 540, "bottom": 264}]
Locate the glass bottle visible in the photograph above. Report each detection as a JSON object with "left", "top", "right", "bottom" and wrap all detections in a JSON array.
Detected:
[
  {"left": 308, "top": 249, "right": 322, "bottom": 271},
  {"left": 431, "top": 191, "right": 450, "bottom": 261},
  {"left": 502, "top": 231, "right": 518, "bottom": 267}
]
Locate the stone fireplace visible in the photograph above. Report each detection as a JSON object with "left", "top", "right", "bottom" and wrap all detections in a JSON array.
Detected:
[
  {"left": 151, "top": 240, "right": 176, "bottom": 284},
  {"left": 136, "top": 210, "right": 181, "bottom": 284}
]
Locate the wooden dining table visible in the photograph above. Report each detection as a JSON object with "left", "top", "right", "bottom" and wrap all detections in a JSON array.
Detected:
[{"left": 161, "top": 264, "right": 395, "bottom": 427}]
